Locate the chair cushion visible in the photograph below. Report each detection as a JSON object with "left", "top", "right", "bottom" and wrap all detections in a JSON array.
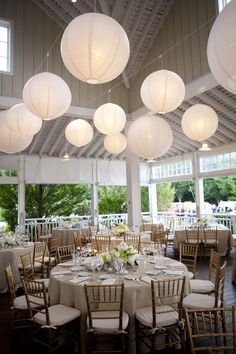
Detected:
[
  {"left": 87, "top": 310, "right": 129, "bottom": 333},
  {"left": 183, "top": 293, "right": 221, "bottom": 309},
  {"left": 14, "top": 295, "right": 45, "bottom": 309},
  {"left": 190, "top": 279, "right": 215, "bottom": 294},
  {"left": 33, "top": 304, "right": 80, "bottom": 326},
  {"left": 135, "top": 305, "right": 178, "bottom": 328}
]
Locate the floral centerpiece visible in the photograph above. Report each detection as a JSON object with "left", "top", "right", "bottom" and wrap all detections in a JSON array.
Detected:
[
  {"left": 111, "top": 223, "right": 129, "bottom": 237},
  {"left": 99, "top": 242, "right": 138, "bottom": 267},
  {"left": 0, "top": 232, "right": 19, "bottom": 248},
  {"left": 195, "top": 217, "right": 208, "bottom": 227}
]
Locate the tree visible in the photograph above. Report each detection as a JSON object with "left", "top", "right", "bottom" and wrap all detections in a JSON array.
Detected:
[
  {"left": 204, "top": 177, "right": 236, "bottom": 205},
  {"left": 141, "top": 186, "right": 149, "bottom": 212},
  {"left": 171, "top": 181, "right": 195, "bottom": 202},
  {"left": 156, "top": 183, "right": 175, "bottom": 211},
  {"left": 98, "top": 186, "right": 127, "bottom": 214},
  {"left": 0, "top": 184, "right": 18, "bottom": 230}
]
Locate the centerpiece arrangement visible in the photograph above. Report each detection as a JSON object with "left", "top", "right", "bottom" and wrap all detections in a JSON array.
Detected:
[
  {"left": 111, "top": 223, "right": 129, "bottom": 237},
  {"left": 0, "top": 232, "right": 19, "bottom": 248},
  {"left": 195, "top": 217, "right": 208, "bottom": 227}
]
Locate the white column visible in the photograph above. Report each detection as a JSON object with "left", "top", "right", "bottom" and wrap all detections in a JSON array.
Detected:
[
  {"left": 148, "top": 183, "right": 157, "bottom": 223},
  {"left": 193, "top": 152, "right": 205, "bottom": 217},
  {"left": 18, "top": 155, "right": 25, "bottom": 234},
  {"left": 91, "top": 182, "right": 99, "bottom": 227},
  {"left": 126, "top": 146, "right": 142, "bottom": 228}
]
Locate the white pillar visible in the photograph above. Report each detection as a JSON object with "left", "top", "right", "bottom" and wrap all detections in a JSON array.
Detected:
[
  {"left": 18, "top": 155, "right": 25, "bottom": 234},
  {"left": 193, "top": 152, "right": 205, "bottom": 217},
  {"left": 126, "top": 146, "right": 142, "bottom": 228},
  {"left": 148, "top": 183, "right": 157, "bottom": 223},
  {"left": 91, "top": 182, "right": 99, "bottom": 227}
]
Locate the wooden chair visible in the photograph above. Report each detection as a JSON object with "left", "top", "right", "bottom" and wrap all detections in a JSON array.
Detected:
[
  {"left": 94, "top": 235, "right": 111, "bottom": 253},
  {"left": 33, "top": 241, "right": 48, "bottom": 277},
  {"left": 73, "top": 231, "right": 83, "bottom": 251},
  {"left": 183, "top": 261, "right": 227, "bottom": 309},
  {"left": 135, "top": 276, "right": 186, "bottom": 354},
  {"left": 84, "top": 282, "right": 128, "bottom": 354},
  {"left": 20, "top": 252, "right": 49, "bottom": 290},
  {"left": 140, "top": 222, "right": 153, "bottom": 234},
  {"left": 185, "top": 226, "right": 202, "bottom": 257},
  {"left": 57, "top": 244, "right": 75, "bottom": 263},
  {"left": 124, "top": 234, "right": 140, "bottom": 253},
  {"left": 21, "top": 277, "right": 80, "bottom": 353},
  {"left": 179, "top": 243, "right": 199, "bottom": 279},
  {"left": 190, "top": 249, "right": 221, "bottom": 294},
  {"left": 139, "top": 241, "right": 159, "bottom": 256},
  {"left": 184, "top": 306, "right": 236, "bottom": 353},
  {"left": 152, "top": 229, "right": 168, "bottom": 256},
  {"left": 202, "top": 226, "right": 218, "bottom": 258}
]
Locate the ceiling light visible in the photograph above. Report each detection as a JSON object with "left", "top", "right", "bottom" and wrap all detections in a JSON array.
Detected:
[
  {"left": 94, "top": 103, "right": 126, "bottom": 135},
  {"left": 65, "top": 119, "right": 93, "bottom": 147},
  {"left": 61, "top": 13, "right": 130, "bottom": 84},
  {"left": 104, "top": 133, "right": 127, "bottom": 154},
  {"left": 199, "top": 143, "right": 211, "bottom": 151}
]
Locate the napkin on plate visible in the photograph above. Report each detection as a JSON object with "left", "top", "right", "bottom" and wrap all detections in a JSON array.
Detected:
[
  {"left": 102, "top": 277, "right": 116, "bottom": 285},
  {"left": 140, "top": 275, "right": 153, "bottom": 284},
  {"left": 51, "top": 270, "right": 71, "bottom": 276},
  {"left": 69, "top": 276, "right": 91, "bottom": 283},
  {"left": 164, "top": 270, "right": 184, "bottom": 276}
]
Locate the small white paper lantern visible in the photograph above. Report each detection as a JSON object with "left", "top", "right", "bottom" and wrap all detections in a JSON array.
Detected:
[
  {"left": 0, "top": 111, "right": 33, "bottom": 153},
  {"left": 127, "top": 115, "right": 173, "bottom": 160},
  {"left": 23, "top": 72, "right": 72, "bottom": 120},
  {"left": 104, "top": 133, "right": 127, "bottom": 154},
  {"left": 61, "top": 13, "right": 130, "bottom": 84},
  {"left": 207, "top": 0, "right": 236, "bottom": 94},
  {"left": 65, "top": 119, "right": 93, "bottom": 147},
  {"left": 140, "top": 70, "right": 185, "bottom": 113},
  {"left": 94, "top": 103, "right": 126, "bottom": 135},
  {"left": 7, "top": 103, "right": 42, "bottom": 138},
  {"left": 181, "top": 104, "right": 218, "bottom": 141}
]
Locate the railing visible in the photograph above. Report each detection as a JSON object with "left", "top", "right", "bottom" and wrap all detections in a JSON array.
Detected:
[{"left": 23, "top": 212, "right": 236, "bottom": 242}]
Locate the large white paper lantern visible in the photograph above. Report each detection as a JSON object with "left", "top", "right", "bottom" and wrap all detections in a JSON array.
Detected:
[
  {"left": 127, "top": 115, "right": 173, "bottom": 160},
  {"left": 140, "top": 70, "right": 185, "bottom": 113},
  {"left": 94, "top": 103, "right": 126, "bottom": 135},
  {"left": 181, "top": 104, "right": 218, "bottom": 141},
  {"left": 0, "top": 111, "right": 33, "bottom": 153},
  {"left": 6, "top": 103, "right": 42, "bottom": 138},
  {"left": 61, "top": 13, "right": 130, "bottom": 84},
  {"left": 207, "top": 0, "right": 236, "bottom": 94},
  {"left": 23, "top": 72, "right": 71, "bottom": 120},
  {"left": 104, "top": 133, "right": 127, "bottom": 154},
  {"left": 65, "top": 119, "right": 93, "bottom": 147}
]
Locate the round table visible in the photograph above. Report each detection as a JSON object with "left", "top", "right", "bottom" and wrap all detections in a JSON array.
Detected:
[{"left": 49, "top": 256, "right": 189, "bottom": 354}]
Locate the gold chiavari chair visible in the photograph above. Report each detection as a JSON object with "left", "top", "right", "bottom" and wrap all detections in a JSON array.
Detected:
[
  {"left": 202, "top": 226, "right": 218, "bottom": 258},
  {"left": 179, "top": 243, "right": 199, "bottom": 279},
  {"left": 94, "top": 235, "right": 111, "bottom": 253},
  {"left": 57, "top": 244, "right": 75, "bottom": 263},
  {"left": 152, "top": 229, "right": 169, "bottom": 256},
  {"left": 124, "top": 234, "right": 140, "bottom": 253},
  {"left": 20, "top": 252, "right": 49, "bottom": 289}
]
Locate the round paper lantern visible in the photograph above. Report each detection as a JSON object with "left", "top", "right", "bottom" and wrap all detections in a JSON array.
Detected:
[
  {"left": 127, "top": 115, "right": 173, "bottom": 160},
  {"left": 6, "top": 103, "right": 42, "bottom": 138},
  {"left": 0, "top": 111, "right": 33, "bottom": 153},
  {"left": 104, "top": 133, "right": 127, "bottom": 154},
  {"left": 61, "top": 13, "right": 130, "bottom": 84},
  {"left": 65, "top": 119, "right": 93, "bottom": 147},
  {"left": 207, "top": 0, "right": 236, "bottom": 94},
  {"left": 94, "top": 103, "right": 126, "bottom": 135},
  {"left": 181, "top": 104, "right": 218, "bottom": 141},
  {"left": 23, "top": 72, "right": 71, "bottom": 120},
  {"left": 140, "top": 70, "right": 185, "bottom": 113}
]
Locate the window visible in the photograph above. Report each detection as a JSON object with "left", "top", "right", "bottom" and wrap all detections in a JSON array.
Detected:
[
  {"left": 218, "top": 0, "right": 231, "bottom": 12},
  {"left": 0, "top": 19, "right": 12, "bottom": 73},
  {"left": 200, "top": 151, "right": 236, "bottom": 173},
  {"left": 151, "top": 159, "right": 192, "bottom": 180}
]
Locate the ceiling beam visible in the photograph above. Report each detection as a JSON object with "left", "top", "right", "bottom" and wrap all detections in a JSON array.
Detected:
[
  {"left": 77, "top": 131, "right": 100, "bottom": 157},
  {"left": 86, "top": 136, "right": 104, "bottom": 158},
  {"left": 28, "top": 121, "right": 47, "bottom": 154},
  {"left": 98, "top": 0, "right": 110, "bottom": 16},
  {"left": 48, "top": 118, "right": 73, "bottom": 156},
  {"left": 38, "top": 118, "right": 62, "bottom": 155}
]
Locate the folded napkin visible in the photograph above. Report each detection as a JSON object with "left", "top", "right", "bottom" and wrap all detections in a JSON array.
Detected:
[
  {"left": 164, "top": 270, "right": 184, "bottom": 276},
  {"left": 51, "top": 270, "right": 71, "bottom": 276},
  {"left": 102, "top": 277, "right": 116, "bottom": 285},
  {"left": 69, "top": 276, "right": 91, "bottom": 284},
  {"left": 140, "top": 275, "right": 153, "bottom": 284}
]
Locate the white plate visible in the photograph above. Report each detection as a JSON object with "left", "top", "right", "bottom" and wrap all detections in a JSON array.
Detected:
[
  {"left": 77, "top": 272, "right": 90, "bottom": 277},
  {"left": 154, "top": 265, "right": 166, "bottom": 270},
  {"left": 124, "top": 274, "right": 135, "bottom": 280},
  {"left": 99, "top": 274, "right": 112, "bottom": 280},
  {"left": 146, "top": 270, "right": 161, "bottom": 276}
]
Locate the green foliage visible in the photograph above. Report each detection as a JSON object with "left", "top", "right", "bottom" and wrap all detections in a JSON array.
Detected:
[
  {"left": 156, "top": 183, "right": 175, "bottom": 211},
  {"left": 204, "top": 177, "right": 236, "bottom": 205},
  {"left": 0, "top": 184, "right": 18, "bottom": 230},
  {"left": 171, "top": 181, "right": 195, "bottom": 202},
  {"left": 141, "top": 186, "right": 149, "bottom": 212},
  {"left": 98, "top": 186, "right": 127, "bottom": 214}
]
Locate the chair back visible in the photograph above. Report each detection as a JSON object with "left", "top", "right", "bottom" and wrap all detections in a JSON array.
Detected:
[
  {"left": 140, "top": 222, "right": 153, "bottom": 233},
  {"left": 4, "top": 264, "right": 16, "bottom": 306},
  {"left": 185, "top": 227, "right": 200, "bottom": 244},
  {"left": 179, "top": 243, "right": 198, "bottom": 277},
  {"left": 124, "top": 234, "right": 140, "bottom": 253},
  {"left": 184, "top": 306, "right": 236, "bottom": 353},
  {"left": 33, "top": 242, "right": 47, "bottom": 265},
  {"left": 151, "top": 276, "right": 186, "bottom": 328},
  {"left": 203, "top": 226, "right": 218, "bottom": 243},
  {"left": 20, "top": 252, "right": 35, "bottom": 279},
  {"left": 208, "top": 249, "right": 221, "bottom": 282},
  {"left": 152, "top": 229, "right": 168, "bottom": 256},
  {"left": 73, "top": 231, "right": 83, "bottom": 250},
  {"left": 57, "top": 244, "right": 75, "bottom": 263},
  {"left": 84, "top": 283, "right": 124, "bottom": 331},
  {"left": 94, "top": 235, "right": 111, "bottom": 253},
  {"left": 214, "top": 260, "right": 227, "bottom": 307}
]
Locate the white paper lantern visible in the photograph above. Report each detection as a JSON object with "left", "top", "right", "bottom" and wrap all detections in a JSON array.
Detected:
[
  {"left": 23, "top": 72, "right": 72, "bottom": 120},
  {"left": 181, "top": 104, "right": 218, "bottom": 141},
  {"left": 127, "top": 115, "right": 173, "bottom": 160},
  {"left": 0, "top": 111, "right": 33, "bottom": 153},
  {"left": 207, "top": 0, "right": 236, "bottom": 94},
  {"left": 61, "top": 13, "right": 130, "bottom": 84},
  {"left": 6, "top": 103, "right": 42, "bottom": 138},
  {"left": 140, "top": 70, "right": 185, "bottom": 113},
  {"left": 94, "top": 103, "right": 126, "bottom": 135},
  {"left": 65, "top": 119, "right": 93, "bottom": 147},
  {"left": 104, "top": 133, "right": 127, "bottom": 154}
]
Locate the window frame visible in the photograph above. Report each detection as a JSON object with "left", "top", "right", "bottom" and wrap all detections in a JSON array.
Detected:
[{"left": 0, "top": 17, "right": 13, "bottom": 75}]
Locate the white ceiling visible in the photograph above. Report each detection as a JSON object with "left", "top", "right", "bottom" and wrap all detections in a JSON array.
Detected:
[{"left": 13, "top": 0, "right": 236, "bottom": 161}]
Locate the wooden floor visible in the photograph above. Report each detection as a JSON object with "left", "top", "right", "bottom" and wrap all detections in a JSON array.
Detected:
[{"left": 0, "top": 251, "right": 236, "bottom": 354}]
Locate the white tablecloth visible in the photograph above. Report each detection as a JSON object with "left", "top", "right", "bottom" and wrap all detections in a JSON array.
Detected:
[
  {"left": 0, "top": 243, "right": 34, "bottom": 293},
  {"left": 174, "top": 227, "right": 233, "bottom": 255},
  {"left": 49, "top": 256, "right": 189, "bottom": 354}
]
